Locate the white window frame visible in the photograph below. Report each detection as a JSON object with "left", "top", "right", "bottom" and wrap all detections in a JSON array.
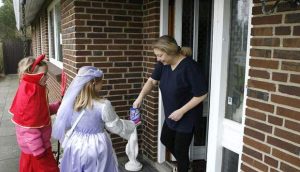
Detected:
[{"left": 47, "top": 0, "right": 62, "bottom": 69}]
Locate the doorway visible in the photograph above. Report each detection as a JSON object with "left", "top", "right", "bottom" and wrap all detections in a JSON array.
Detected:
[
  {"left": 182, "top": 0, "right": 213, "bottom": 171},
  {"left": 158, "top": 0, "right": 251, "bottom": 171},
  {"left": 158, "top": 0, "right": 213, "bottom": 171}
]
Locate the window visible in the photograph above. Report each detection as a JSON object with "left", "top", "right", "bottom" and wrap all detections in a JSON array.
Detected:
[
  {"left": 48, "top": 0, "right": 62, "bottom": 68},
  {"left": 225, "top": 0, "right": 249, "bottom": 123}
]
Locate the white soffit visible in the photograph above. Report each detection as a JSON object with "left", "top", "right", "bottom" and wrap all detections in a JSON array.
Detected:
[{"left": 13, "top": 0, "right": 45, "bottom": 30}]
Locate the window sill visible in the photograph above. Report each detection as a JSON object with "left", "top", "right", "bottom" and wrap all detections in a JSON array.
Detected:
[{"left": 47, "top": 61, "right": 62, "bottom": 82}]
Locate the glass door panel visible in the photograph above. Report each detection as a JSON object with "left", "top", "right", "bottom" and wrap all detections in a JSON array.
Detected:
[
  {"left": 225, "top": 0, "right": 249, "bottom": 123},
  {"left": 207, "top": 0, "right": 250, "bottom": 171},
  {"left": 221, "top": 147, "right": 239, "bottom": 172}
]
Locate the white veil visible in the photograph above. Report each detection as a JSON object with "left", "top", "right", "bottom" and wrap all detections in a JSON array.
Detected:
[{"left": 52, "top": 66, "right": 103, "bottom": 142}]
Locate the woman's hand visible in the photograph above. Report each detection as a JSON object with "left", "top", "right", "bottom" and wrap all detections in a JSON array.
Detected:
[
  {"left": 133, "top": 97, "right": 142, "bottom": 108},
  {"left": 168, "top": 109, "right": 184, "bottom": 121}
]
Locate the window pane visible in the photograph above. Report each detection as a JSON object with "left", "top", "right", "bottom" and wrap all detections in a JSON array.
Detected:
[
  {"left": 221, "top": 147, "right": 239, "bottom": 172},
  {"left": 225, "top": 0, "right": 249, "bottom": 123},
  {"left": 55, "top": 3, "right": 62, "bottom": 62}
]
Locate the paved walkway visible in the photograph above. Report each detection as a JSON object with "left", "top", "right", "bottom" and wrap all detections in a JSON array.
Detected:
[
  {"left": 0, "top": 75, "right": 19, "bottom": 172},
  {"left": 0, "top": 75, "right": 161, "bottom": 172}
]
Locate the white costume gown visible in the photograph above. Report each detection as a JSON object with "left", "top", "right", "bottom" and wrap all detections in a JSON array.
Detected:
[{"left": 59, "top": 99, "right": 135, "bottom": 172}]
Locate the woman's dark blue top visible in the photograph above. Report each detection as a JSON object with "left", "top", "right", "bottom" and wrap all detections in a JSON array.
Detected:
[{"left": 151, "top": 57, "right": 207, "bottom": 133}]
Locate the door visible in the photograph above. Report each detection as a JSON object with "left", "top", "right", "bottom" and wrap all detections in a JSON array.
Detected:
[
  {"left": 180, "top": 1, "right": 212, "bottom": 171},
  {"left": 159, "top": 0, "right": 251, "bottom": 171},
  {"left": 158, "top": 0, "right": 213, "bottom": 171},
  {"left": 206, "top": 0, "right": 251, "bottom": 171}
]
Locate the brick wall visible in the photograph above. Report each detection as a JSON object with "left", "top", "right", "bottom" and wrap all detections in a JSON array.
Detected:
[
  {"left": 31, "top": 20, "right": 42, "bottom": 57},
  {"left": 36, "top": 21, "right": 42, "bottom": 55},
  {"left": 30, "top": 0, "right": 61, "bottom": 103},
  {"left": 29, "top": 0, "right": 161, "bottom": 160},
  {"left": 37, "top": 5, "right": 62, "bottom": 103},
  {"left": 141, "top": 0, "right": 160, "bottom": 161},
  {"left": 242, "top": 1, "right": 300, "bottom": 171},
  {"left": 40, "top": 10, "right": 49, "bottom": 57},
  {"left": 31, "top": 23, "right": 37, "bottom": 58},
  {"left": 60, "top": 0, "right": 160, "bottom": 157}
]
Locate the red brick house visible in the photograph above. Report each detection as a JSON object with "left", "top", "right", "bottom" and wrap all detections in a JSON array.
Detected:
[{"left": 13, "top": 0, "right": 300, "bottom": 171}]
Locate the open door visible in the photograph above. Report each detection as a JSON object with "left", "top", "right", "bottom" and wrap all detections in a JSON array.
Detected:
[
  {"left": 159, "top": 0, "right": 251, "bottom": 171},
  {"left": 158, "top": 0, "right": 213, "bottom": 171}
]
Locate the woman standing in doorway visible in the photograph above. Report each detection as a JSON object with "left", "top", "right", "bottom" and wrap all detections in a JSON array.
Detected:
[{"left": 133, "top": 35, "right": 208, "bottom": 172}]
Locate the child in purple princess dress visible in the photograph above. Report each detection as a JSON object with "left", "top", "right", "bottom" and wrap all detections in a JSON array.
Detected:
[{"left": 52, "top": 66, "right": 136, "bottom": 172}]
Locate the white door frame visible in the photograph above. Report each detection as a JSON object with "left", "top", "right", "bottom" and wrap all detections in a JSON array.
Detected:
[
  {"left": 206, "top": 0, "right": 229, "bottom": 170},
  {"left": 157, "top": 0, "right": 168, "bottom": 164},
  {"left": 158, "top": 0, "right": 252, "bottom": 170},
  {"left": 206, "top": 0, "right": 252, "bottom": 171}
]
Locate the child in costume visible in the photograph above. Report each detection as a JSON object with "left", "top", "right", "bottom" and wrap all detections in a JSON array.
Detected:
[
  {"left": 9, "top": 54, "right": 60, "bottom": 172},
  {"left": 52, "top": 66, "right": 136, "bottom": 172}
]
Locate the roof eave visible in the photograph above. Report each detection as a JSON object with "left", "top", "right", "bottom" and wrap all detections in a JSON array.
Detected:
[{"left": 13, "top": 0, "right": 45, "bottom": 30}]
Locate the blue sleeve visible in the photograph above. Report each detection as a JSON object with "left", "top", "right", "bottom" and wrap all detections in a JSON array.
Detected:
[
  {"left": 151, "top": 62, "right": 163, "bottom": 81},
  {"left": 187, "top": 62, "right": 208, "bottom": 97}
]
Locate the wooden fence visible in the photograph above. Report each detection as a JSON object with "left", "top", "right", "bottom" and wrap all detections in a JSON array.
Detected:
[{"left": 2, "top": 39, "right": 31, "bottom": 74}]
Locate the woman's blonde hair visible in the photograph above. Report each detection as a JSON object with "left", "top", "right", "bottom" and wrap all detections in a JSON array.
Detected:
[
  {"left": 152, "top": 35, "right": 192, "bottom": 57},
  {"left": 18, "top": 57, "right": 35, "bottom": 78},
  {"left": 74, "top": 78, "right": 102, "bottom": 111}
]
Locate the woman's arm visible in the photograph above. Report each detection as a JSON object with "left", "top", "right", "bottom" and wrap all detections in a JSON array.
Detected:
[
  {"left": 168, "top": 94, "right": 207, "bottom": 121},
  {"left": 133, "top": 77, "right": 158, "bottom": 108},
  {"left": 180, "top": 94, "right": 207, "bottom": 114}
]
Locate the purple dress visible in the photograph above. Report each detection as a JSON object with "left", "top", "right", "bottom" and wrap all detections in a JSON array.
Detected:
[{"left": 59, "top": 99, "right": 135, "bottom": 172}]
